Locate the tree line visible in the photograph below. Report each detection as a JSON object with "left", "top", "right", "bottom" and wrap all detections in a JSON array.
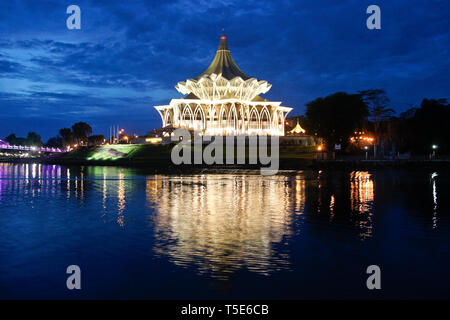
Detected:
[
  {"left": 4, "top": 122, "right": 105, "bottom": 149},
  {"left": 295, "top": 89, "right": 449, "bottom": 155}
]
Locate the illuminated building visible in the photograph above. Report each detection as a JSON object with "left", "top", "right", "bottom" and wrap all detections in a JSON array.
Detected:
[
  {"left": 288, "top": 121, "right": 306, "bottom": 135},
  {"left": 282, "top": 119, "right": 318, "bottom": 145},
  {"left": 154, "top": 33, "right": 293, "bottom": 136}
]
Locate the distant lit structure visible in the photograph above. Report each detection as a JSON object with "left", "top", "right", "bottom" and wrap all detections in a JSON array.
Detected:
[
  {"left": 281, "top": 119, "right": 318, "bottom": 145},
  {"left": 154, "top": 33, "right": 292, "bottom": 136},
  {"left": 0, "top": 139, "right": 66, "bottom": 153},
  {"left": 288, "top": 121, "right": 306, "bottom": 135}
]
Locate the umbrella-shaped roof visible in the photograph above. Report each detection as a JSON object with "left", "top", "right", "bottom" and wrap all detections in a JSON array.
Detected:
[{"left": 196, "top": 33, "right": 251, "bottom": 81}]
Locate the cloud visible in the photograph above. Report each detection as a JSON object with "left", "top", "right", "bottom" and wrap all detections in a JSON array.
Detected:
[{"left": 0, "top": 0, "right": 448, "bottom": 139}]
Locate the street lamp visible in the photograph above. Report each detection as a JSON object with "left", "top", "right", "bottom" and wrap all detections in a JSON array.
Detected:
[
  {"left": 431, "top": 144, "right": 438, "bottom": 159},
  {"left": 316, "top": 145, "right": 324, "bottom": 160}
]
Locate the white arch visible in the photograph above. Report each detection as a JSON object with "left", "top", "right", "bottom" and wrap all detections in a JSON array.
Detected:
[
  {"left": 208, "top": 106, "right": 217, "bottom": 132},
  {"left": 249, "top": 106, "right": 260, "bottom": 131},
  {"left": 164, "top": 110, "right": 173, "bottom": 126},
  {"left": 260, "top": 107, "right": 271, "bottom": 131},
  {"left": 228, "top": 103, "right": 238, "bottom": 132},
  {"left": 218, "top": 103, "right": 227, "bottom": 123},
  {"left": 181, "top": 104, "right": 194, "bottom": 128},
  {"left": 194, "top": 104, "right": 206, "bottom": 131}
]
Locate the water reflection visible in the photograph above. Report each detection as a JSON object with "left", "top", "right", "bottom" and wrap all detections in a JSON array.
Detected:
[
  {"left": 431, "top": 172, "right": 438, "bottom": 229},
  {"left": 117, "top": 172, "right": 126, "bottom": 226},
  {"left": 0, "top": 163, "right": 88, "bottom": 203},
  {"left": 0, "top": 163, "right": 386, "bottom": 279},
  {"left": 146, "top": 175, "right": 299, "bottom": 279},
  {"left": 350, "top": 171, "right": 374, "bottom": 240}
]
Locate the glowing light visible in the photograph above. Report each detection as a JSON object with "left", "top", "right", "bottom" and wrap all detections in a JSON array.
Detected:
[
  {"left": 317, "top": 145, "right": 323, "bottom": 151},
  {"left": 86, "top": 144, "right": 142, "bottom": 161},
  {"left": 146, "top": 137, "right": 163, "bottom": 144}
]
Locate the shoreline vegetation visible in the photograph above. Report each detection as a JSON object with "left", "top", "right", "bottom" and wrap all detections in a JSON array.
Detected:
[{"left": 1, "top": 144, "right": 449, "bottom": 172}]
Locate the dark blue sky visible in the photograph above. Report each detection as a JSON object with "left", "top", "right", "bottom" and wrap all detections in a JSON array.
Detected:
[{"left": 0, "top": 0, "right": 448, "bottom": 140}]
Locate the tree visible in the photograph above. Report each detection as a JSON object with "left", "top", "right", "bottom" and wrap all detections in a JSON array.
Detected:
[
  {"left": 88, "top": 135, "right": 105, "bottom": 146},
  {"left": 4, "top": 133, "right": 26, "bottom": 146},
  {"left": 305, "top": 92, "right": 369, "bottom": 148},
  {"left": 71, "top": 122, "right": 92, "bottom": 145},
  {"left": 359, "top": 89, "right": 395, "bottom": 155},
  {"left": 407, "top": 98, "right": 450, "bottom": 154},
  {"left": 4, "top": 134, "right": 17, "bottom": 145},
  {"left": 359, "top": 89, "right": 394, "bottom": 123},
  {"left": 59, "top": 128, "right": 74, "bottom": 148},
  {"left": 45, "top": 136, "right": 63, "bottom": 148},
  {"left": 25, "top": 132, "right": 43, "bottom": 147}
]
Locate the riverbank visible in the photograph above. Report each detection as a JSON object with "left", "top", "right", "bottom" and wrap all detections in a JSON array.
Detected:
[{"left": 3, "top": 144, "right": 449, "bottom": 171}]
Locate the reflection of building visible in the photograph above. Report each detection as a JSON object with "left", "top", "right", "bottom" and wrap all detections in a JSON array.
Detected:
[
  {"left": 154, "top": 33, "right": 292, "bottom": 136},
  {"left": 146, "top": 175, "right": 305, "bottom": 279}
]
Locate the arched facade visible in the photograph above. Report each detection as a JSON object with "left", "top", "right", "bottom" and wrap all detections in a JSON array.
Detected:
[{"left": 156, "top": 101, "right": 291, "bottom": 136}]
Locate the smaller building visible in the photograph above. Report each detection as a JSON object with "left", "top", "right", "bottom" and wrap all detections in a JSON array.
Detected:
[
  {"left": 288, "top": 121, "right": 306, "bottom": 135},
  {"left": 281, "top": 119, "right": 318, "bottom": 146}
]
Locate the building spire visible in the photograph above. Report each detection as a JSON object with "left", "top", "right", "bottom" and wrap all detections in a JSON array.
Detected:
[
  {"left": 218, "top": 31, "right": 229, "bottom": 51},
  {"left": 194, "top": 32, "right": 251, "bottom": 80}
]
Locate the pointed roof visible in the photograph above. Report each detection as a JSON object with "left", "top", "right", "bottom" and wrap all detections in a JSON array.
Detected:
[
  {"left": 196, "top": 33, "right": 251, "bottom": 80},
  {"left": 289, "top": 121, "right": 306, "bottom": 134}
]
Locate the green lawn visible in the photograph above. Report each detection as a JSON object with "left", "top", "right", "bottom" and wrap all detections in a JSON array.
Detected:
[{"left": 55, "top": 144, "right": 315, "bottom": 165}]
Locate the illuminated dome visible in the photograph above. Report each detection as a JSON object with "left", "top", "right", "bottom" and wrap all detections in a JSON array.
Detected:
[{"left": 175, "top": 33, "right": 272, "bottom": 101}]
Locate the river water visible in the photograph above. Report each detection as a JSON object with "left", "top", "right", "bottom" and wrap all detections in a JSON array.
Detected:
[{"left": 0, "top": 163, "right": 449, "bottom": 299}]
